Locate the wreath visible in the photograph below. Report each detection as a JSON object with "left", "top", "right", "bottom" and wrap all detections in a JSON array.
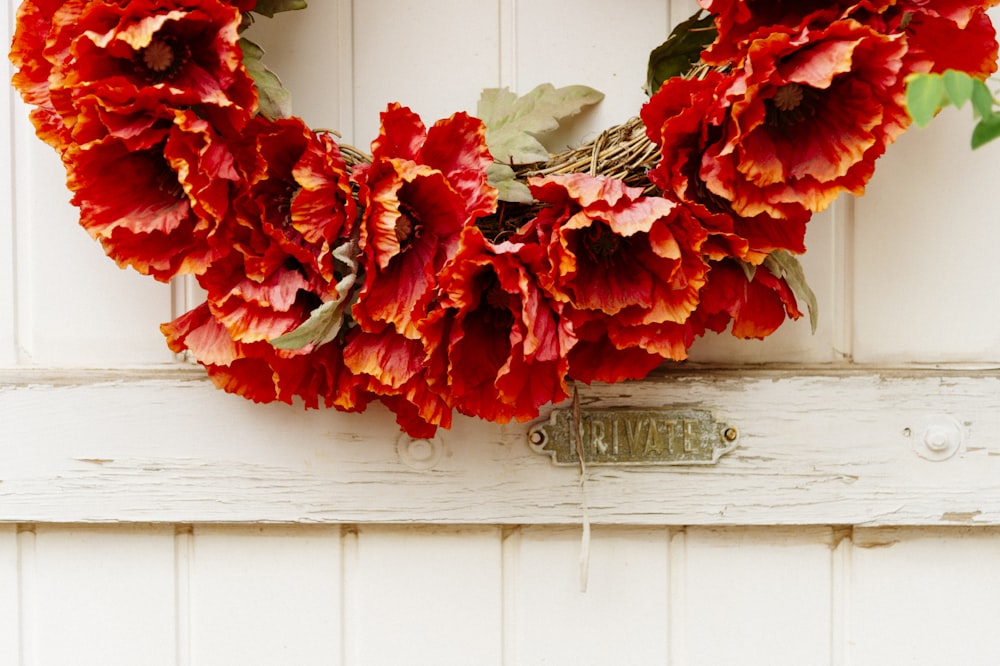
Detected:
[{"left": 9, "top": 0, "right": 1000, "bottom": 437}]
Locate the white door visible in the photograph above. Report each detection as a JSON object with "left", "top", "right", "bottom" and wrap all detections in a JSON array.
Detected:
[{"left": 4, "top": 1, "right": 1000, "bottom": 663}]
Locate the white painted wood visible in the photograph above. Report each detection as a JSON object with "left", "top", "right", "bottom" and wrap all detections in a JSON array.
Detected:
[
  {"left": 3, "top": 368, "right": 1000, "bottom": 526},
  {"left": 189, "top": 526, "right": 342, "bottom": 665},
  {"left": 343, "top": 526, "right": 503, "bottom": 665},
  {"left": 854, "top": 106, "right": 1000, "bottom": 363},
  {"left": 677, "top": 527, "right": 835, "bottom": 665},
  {"left": 0, "top": 526, "right": 18, "bottom": 666},
  {"left": 25, "top": 525, "right": 177, "bottom": 666},
  {"left": 850, "top": 527, "right": 1000, "bottom": 663},
  {"left": 1, "top": 0, "right": 16, "bottom": 367},
  {"left": 505, "top": 526, "right": 670, "bottom": 665},
  {"left": 9, "top": 99, "right": 174, "bottom": 367},
  {"left": 351, "top": 0, "right": 500, "bottom": 148},
  {"left": 513, "top": 0, "right": 669, "bottom": 139},
  {"left": 246, "top": 1, "right": 347, "bottom": 136}
]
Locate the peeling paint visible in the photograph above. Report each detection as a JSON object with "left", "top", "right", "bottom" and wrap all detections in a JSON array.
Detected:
[{"left": 941, "top": 510, "right": 983, "bottom": 523}]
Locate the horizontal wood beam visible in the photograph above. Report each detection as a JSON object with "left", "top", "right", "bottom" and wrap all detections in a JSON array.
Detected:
[{"left": 2, "top": 366, "right": 999, "bottom": 526}]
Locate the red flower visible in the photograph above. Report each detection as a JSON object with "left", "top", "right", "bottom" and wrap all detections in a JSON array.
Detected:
[
  {"left": 162, "top": 302, "right": 371, "bottom": 413},
  {"left": 202, "top": 117, "right": 358, "bottom": 345},
  {"left": 698, "top": 0, "right": 862, "bottom": 65},
  {"left": 879, "top": 1, "right": 999, "bottom": 75},
  {"left": 49, "top": 0, "right": 256, "bottom": 138},
  {"left": 646, "top": 20, "right": 909, "bottom": 221},
  {"left": 641, "top": 72, "right": 809, "bottom": 263},
  {"left": 350, "top": 104, "right": 497, "bottom": 342},
  {"left": 514, "top": 174, "right": 711, "bottom": 384},
  {"left": 64, "top": 110, "right": 240, "bottom": 280},
  {"left": 423, "top": 228, "right": 574, "bottom": 424},
  {"left": 695, "top": 258, "right": 803, "bottom": 340},
  {"left": 523, "top": 174, "right": 708, "bottom": 325},
  {"left": 698, "top": 0, "right": 999, "bottom": 75},
  {"left": 344, "top": 328, "right": 454, "bottom": 437}
]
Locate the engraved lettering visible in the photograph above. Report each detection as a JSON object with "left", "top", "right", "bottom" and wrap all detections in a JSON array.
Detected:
[
  {"left": 683, "top": 420, "right": 698, "bottom": 453},
  {"left": 591, "top": 418, "right": 608, "bottom": 455},
  {"left": 644, "top": 417, "right": 665, "bottom": 456},
  {"left": 528, "top": 408, "right": 737, "bottom": 466},
  {"left": 623, "top": 418, "right": 646, "bottom": 456}
]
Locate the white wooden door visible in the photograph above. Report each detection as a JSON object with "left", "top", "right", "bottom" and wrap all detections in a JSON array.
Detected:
[{"left": 5, "top": 1, "right": 1000, "bottom": 664}]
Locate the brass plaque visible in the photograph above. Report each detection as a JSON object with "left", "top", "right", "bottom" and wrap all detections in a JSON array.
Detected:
[{"left": 528, "top": 408, "right": 738, "bottom": 466}]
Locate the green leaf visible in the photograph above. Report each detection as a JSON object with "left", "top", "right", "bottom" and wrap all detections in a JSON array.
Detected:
[
  {"left": 477, "top": 84, "right": 604, "bottom": 164},
  {"left": 942, "top": 70, "right": 975, "bottom": 108},
  {"left": 972, "top": 113, "right": 1000, "bottom": 149},
  {"left": 252, "top": 0, "right": 307, "bottom": 18},
  {"left": 487, "top": 163, "right": 533, "bottom": 204},
  {"left": 905, "top": 73, "right": 945, "bottom": 127},
  {"left": 763, "top": 250, "right": 819, "bottom": 334},
  {"left": 271, "top": 241, "right": 360, "bottom": 350},
  {"left": 644, "top": 10, "right": 717, "bottom": 95},
  {"left": 971, "top": 78, "right": 995, "bottom": 120},
  {"left": 239, "top": 37, "right": 292, "bottom": 120}
]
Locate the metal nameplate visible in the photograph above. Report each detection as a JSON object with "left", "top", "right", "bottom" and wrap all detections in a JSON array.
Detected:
[{"left": 528, "top": 408, "right": 738, "bottom": 466}]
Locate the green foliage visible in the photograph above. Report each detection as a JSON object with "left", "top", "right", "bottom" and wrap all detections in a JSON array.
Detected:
[
  {"left": 486, "top": 164, "right": 534, "bottom": 204},
  {"left": 271, "top": 241, "right": 360, "bottom": 350},
  {"left": 239, "top": 38, "right": 292, "bottom": 120},
  {"left": 252, "top": 0, "right": 307, "bottom": 18},
  {"left": 905, "top": 70, "right": 1000, "bottom": 149},
  {"left": 644, "top": 11, "right": 717, "bottom": 95},
  {"left": 477, "top": 84, "right": 604, "bottom": 165}
]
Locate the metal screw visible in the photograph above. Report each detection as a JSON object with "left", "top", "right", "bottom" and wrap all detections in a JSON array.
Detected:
[{"left": 723, "top": 427, "right": 738, "bottom": 442}]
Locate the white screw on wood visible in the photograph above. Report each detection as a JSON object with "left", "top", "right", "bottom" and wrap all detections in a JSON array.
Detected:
[{"left": 910, "top": 415, "right": 963, "bottom": 461}]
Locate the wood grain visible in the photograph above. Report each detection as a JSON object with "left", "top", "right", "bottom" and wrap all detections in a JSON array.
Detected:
[{"left": 3, "top": 367, "right": 1000, "bottom": 526}]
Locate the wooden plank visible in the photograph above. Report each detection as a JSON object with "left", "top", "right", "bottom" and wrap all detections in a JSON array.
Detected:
[
  {"left": 505, "top": 526, "right": 670, "bottom": 665},
  {"left": 513, "top": 0, "right": 668, "bottom": 134},
  {"left": 26, "top": 525, "right": 176, "bottom": 666},
  {"left": 0, "top": 526, "right": 18, "bottom": 666},
  {"left": 351, "top": 0, "right": 500, "bottom": 147},
  {"left": 344, "top": 526, "right": 502, "bottom": 665},
  {"left": 849, "top": 527, "right": 1000, "bottom": 663},
  {"left": 243, "top": 1, "right": 346, "bottom": 134},
  {"left": 854, "top": 109, "right": 1000, "bottom": 363},
  {"left": 1, "top": 0, "right": 16, "bottom": 366},
  {"left": 189, "top": 526, "right": 342, "bottom": 666},
  {"left": 2, "top": 368, "right": 1000, "bottom": 526},
  {"left": 8, "top": 99, "right": 173, "bottom": 367},
  {"left": 676, "top": 527, "right": 835, "bottom": 665}
]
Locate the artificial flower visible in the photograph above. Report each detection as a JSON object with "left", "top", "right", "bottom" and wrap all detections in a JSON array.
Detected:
[
  {"left": 513, "top": 173, "right": 711, "bottom": 384},
  {"left": 46, "top": 0, "right": 256, "bottom": 141},
  {"left": 162, "top": 302, "right": 371, "bottom": 412},
  {"left": 424, "top": 228, "right": 574, "bottom": 424},
  {"left": 201, "top": 116, "right": 357, "bottom": 344},
  {"left": 350, "top": 104, "right": 497, "bottom": 342},
  {"left": 65, "top": 109, "right": 239, "bottom": 280},
  {"left": 646, "top": 20, "right": 910, "bottom": 222},
  {"left": 641, "top": 72, "right": 809, "bottom": 263},
  {"left": 695, "top": 258, "right": 804, "bottom": 340}
]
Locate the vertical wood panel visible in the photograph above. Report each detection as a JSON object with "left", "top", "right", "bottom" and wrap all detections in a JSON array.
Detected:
[
  {"left": 28, "top": 526, "right": 176, "bottom": 666},
  {"left": 514, "top": 0, "right": 669, "bottom": 140},
  {"left": 189, "top": 526, "right": 342, "bottom": 666},
  {"left": 344, "top": 526, "right": 503, "bottom": 666},
  {"left": 10, "top": 103, "right": 173, "bottom": 366},
  {"left": 678, "top": 527, "right": 835, "bottom": 665},
  {"left": 505, "top": 526, "right": 670, "bottom": 665},
  {"left": 1, "top": 0, "right": 17, "bottom": 366},
  {"left": 352, "top": 0, "right": 501, "bottom": 149},
  {"left": 853, "top": 108, "right": 1000, "bottom": 363},
  {"left": 245, "top": 2, "right": 346, "bottom": 135},
  {"left": 850, "top": 527, "right": 1000, "bottom": 663},
  {"left": 0, "top": 526, "right": 18, "bottom": 666}
]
